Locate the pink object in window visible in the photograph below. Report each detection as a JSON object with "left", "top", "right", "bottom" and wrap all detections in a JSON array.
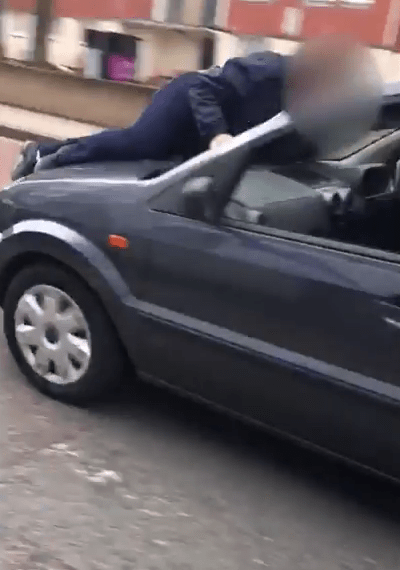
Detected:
[{"left": 108, "top": 55, "right": 135, "bottom": 81}]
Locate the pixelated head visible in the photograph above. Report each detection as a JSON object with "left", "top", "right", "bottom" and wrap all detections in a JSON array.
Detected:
[{"left": 285, "top": 34, "right": 383, "bottom": 156}]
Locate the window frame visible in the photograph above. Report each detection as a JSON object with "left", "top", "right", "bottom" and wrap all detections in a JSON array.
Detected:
[
  {"left": 221, "top": 210, "right": 400, "bottom": 266},
  {"left": 148, "top": 162, "right": 400, "bottom": 266},
  {"left": 219, "top": 163, "right": 400, "bottom": 264}
]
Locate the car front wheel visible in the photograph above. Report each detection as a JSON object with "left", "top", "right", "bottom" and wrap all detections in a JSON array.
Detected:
[{"left": 3, "top": 263, "right": 125, "bottom": 405}]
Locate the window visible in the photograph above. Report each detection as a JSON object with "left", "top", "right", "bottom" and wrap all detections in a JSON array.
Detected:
[
  {"left": 322, "top": 129, "right": 395, "bottom": 161},
  {"left": 241, "top": 36, "right": 267, "bottom": 56},
  {"left": 10, "top": 12, "right": 30, "bottom": 38},
  {"left": 201, "top": 36, "right": 215, "bottom": 69},
  {"left": 305, "top": 0, "right": 374, "bottom": 6},
  {"left": 166, "top": 0, "right": 184, "bottom": 23},
  {"left": 303, "top": 0, "right": 336, "bottom": 6},
  {"left": 8, "top": 12, "right": 36, "bottom": 60},
  {"left": 223, "top": 150, "right": 400, "bottom": 255},
  {"left": 224, "top": 165, "right": 334, "bottom": 238},
  {"left": 203, "top": 0, "right": 218, "bottom": 26},
  {"left": 48, "top": 18, "right": 61, "bottom": 42},
  {"left": 280, "top": 7, "right": 303, "bottom": 36},
  {"left": 342, "top": 0, "right": 375, "bottom": 5},
  {"left": 150, "top": 122, "right": 400, "bottom": 256}
]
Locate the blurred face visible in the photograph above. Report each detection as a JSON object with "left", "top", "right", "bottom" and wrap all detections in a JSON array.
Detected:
[
  {"left": 288, "top": 37, "right": 361, "bottom": 112},
  {"left": 285, "top": 35, "right": 383, "bottom": 156}
]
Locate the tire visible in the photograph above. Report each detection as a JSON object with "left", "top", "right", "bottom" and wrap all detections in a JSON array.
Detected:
[{"left": 3, "top": 262, "right": 125, "bottom": 405}]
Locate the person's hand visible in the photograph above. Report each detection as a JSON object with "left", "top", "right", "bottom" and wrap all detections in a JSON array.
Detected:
[{"left": 209, "top": 133, "right": 234, "bottom": 150}]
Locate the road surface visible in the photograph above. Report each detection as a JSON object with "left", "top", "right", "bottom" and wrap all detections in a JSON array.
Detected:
[
  {"left": 1, "top": 315, "right": 400, "bottom": 570},
  {"left": 1, "top": 137, "right": 400, "bottom": 570}
]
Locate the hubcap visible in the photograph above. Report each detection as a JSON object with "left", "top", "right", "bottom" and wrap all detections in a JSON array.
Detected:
[{"left": 14, "top": 285, "right": 92, "bottom": 385}]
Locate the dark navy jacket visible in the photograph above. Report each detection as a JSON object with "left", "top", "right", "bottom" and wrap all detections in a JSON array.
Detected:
[{"left": 187, "top": 51, "right": 287, "bottom": 145}]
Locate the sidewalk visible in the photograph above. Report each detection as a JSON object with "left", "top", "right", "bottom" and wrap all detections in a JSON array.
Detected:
[{"left": 0, "top": 104, "right": 98, "bottom": 140}]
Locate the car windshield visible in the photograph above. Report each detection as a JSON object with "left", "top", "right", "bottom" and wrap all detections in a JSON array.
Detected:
[{"left": 322, "top": 128, "right": 396, "bottom": 160}]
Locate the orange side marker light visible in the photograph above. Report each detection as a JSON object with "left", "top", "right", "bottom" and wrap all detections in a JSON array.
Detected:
[{"left": 108, "top": 234, "right": 129, "bottom": 249}]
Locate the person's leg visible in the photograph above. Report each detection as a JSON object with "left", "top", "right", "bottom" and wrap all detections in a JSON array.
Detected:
[
  {"left": 11, "top": 141, "right": 38, "bottom": 180},
  {"left": 12, "top": 74, "right": 201, "bottom": 180},
  {"left": 50, "top": 78, "right": 199, "bottom": 169},
  {"left": 12, "top": 137, "right": 82, "bottom": 180},
  {"left": 37, "top": 138, "right": 81, "bottom": 158}
]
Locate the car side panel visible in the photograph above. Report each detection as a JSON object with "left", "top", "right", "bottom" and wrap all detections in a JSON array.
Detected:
[
  {"left": 137, "top": 314, "right": 400, "bottom": 480},
  {"left": 135, "top": 210, "right": 400, "bottom": 478},
  {"left": 140, "top": 212, "right": 400, "bottom": 386}
]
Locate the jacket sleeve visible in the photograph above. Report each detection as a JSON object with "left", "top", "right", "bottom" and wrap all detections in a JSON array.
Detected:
[
  {"left": 188, "top": 78, "right": 229, "bottom": 145},
  {"left": 188, "top": 52, "right": 284, "bottom": 146}
]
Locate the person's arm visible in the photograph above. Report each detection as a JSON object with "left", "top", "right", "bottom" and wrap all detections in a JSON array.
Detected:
[
  {"left": 209, "top": 133, "right": 234, "bottom": 149},
  {"left": 187, "top": 78, "right": 231, "bottom": 148},
  {"left": 188, "top": 56, "right": 252, "bottom": 148},
  {"left": 188, "top": 52, "right": 284, "bottom": 149}
]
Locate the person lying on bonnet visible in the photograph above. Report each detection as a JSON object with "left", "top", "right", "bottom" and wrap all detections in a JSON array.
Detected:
[{"left": 12, "top": 34, "right": 372, "bottom": 181}]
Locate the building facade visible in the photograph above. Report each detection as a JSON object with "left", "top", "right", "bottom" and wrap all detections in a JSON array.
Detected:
[
  {"left": 3, "top": 0, "right": 400, "bottom": 81},
  {"left": 227, "top": 0, "right": 400, "bottom": 81},
  {"left": 2, "top": 0, "right": 233, "bottom": 81}
]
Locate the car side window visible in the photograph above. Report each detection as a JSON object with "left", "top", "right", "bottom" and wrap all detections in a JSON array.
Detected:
[
  {"left": 223, "top": 166, "right": 332, "bottom": 239},
  {"left": 223, "top": 163, "right": 400, "bottom": 254}
]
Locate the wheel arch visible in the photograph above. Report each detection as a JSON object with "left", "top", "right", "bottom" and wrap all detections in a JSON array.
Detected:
[
  {"left": 0, "top": 219, "right": 140, "bottom": 370},
  {"left": 0, "top": 251, "right": 134, "bottom": 372}
]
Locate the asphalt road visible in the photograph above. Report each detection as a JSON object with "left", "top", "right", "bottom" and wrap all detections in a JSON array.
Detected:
[
  {"left": 0, "top": 307, "right": 399, "bottom": 570},
  {"left": 1, "top": 137, "right": 400, "bottom": 570}
]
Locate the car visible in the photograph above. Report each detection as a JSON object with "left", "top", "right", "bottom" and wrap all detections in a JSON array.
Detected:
[{"left": 2, "top": 91, "right": 400, "bottom": 482}]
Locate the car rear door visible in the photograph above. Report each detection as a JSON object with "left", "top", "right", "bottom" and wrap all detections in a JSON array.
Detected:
[{"left": 135, "top": 167, "right": 400, "bottom": 478}]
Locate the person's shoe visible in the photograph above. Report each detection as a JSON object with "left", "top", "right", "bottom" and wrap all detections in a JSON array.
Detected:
[
  {"left": 33, "top": 152, "right": 59, "bottom": 173},
  {"left": 34, "top": 143, "right": 78, "bottom": 173},
  {"left": 11, "top": 140, "right": 39, "bottom": 181}
]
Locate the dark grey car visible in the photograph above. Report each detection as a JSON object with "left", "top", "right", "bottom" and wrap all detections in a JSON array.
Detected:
[{"left": 2, "top": 98, "right": 400, "bottom": 481}]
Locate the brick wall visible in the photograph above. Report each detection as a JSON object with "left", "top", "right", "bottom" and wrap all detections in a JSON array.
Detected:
[
  {"left": 5, "top": 0, "right": 152, "bottom": 20},
  {"left": 228, "top": 0, "right": 394, "bottom": 49}
]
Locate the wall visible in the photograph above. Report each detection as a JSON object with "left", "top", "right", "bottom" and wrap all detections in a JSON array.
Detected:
[
  {"left": 214, "top": 31, "right": 239, "bottom": 65},
  {"left": 47, "top": 17, "right": 84, "bottom": 68},
  {"left": 249, "top": 35, "right": 400, "bottom": 82},
  {"left": 0, "top": 60, "right": 156, "bottom": 127},
  {"left": 228, "top": 0, "right": 393, "bottom": 49},
  {"left": 269, "top": 37, "right": 298, "bottom": 55},
  {"left": 4, "top": 10, "right": 35, "bottom": 61},
  {"left": 215, "top": 0, "right": 231, "bottom": 28},
  {"left": 371, "top": 47, "right": 400, "bottom": 81},
  {"left": 226, "top": 0, "right": 400, "bottom": 82},
  {"left": 152, "top": 30, "right": 202, "bottom": 75},
  {"left": 6, "top": 0, "right": 153, "bottom": 20},
  {"left": 4, "top": 10, "right": 85, "bottom": 66},
  {"left": 130, "top": 29, "right": 157, "bottom": 80},
  {"left": 151, "top": 0, "right": 224, "bottom": 27}
]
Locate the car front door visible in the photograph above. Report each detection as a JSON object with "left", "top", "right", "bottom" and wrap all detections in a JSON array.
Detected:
[{"left": 135, "top": 163, "right": 400, "bottom": 478}]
